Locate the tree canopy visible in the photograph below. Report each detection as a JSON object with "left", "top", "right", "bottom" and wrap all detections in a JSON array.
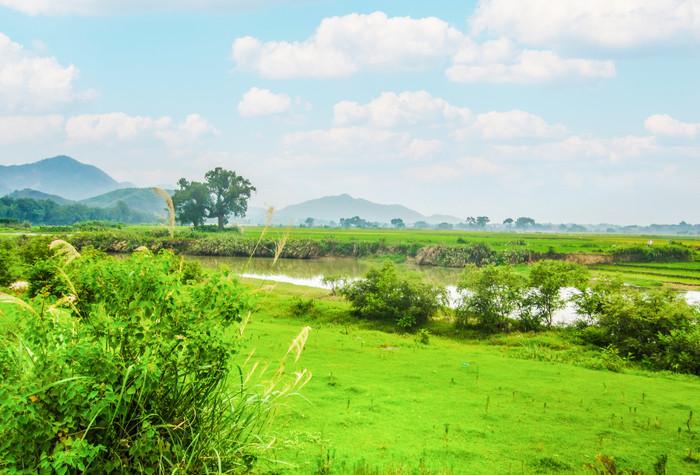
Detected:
[{"left": 173, "top": 168, "right": 255, "bottom": 229}]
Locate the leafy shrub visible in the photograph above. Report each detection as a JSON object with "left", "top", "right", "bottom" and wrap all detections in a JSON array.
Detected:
[
  {"left": 0, "top": 247, "right": 308, "bottom": 472},
  {"left": 524, "top": 260, "right": 588, "bottom": 328},
  {"left": 0, "top": 246, "right": 17, "bottom": 287},
  {"left": 456, "top": 264, "right": 524, "bottom": 332},
  {"left": 339, "top": 261, "right": 445, "bottom": 330},
  {"left": 577, "top": 287, "right": 700, "bottom": 374},
  {"left": 611, "top": 244, "right": 693, "bottom": 263},
  {"left": 26, "top": 258, "right": 66, "bottom": 298}
]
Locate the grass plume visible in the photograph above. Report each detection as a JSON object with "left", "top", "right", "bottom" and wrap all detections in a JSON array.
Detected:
[{"left": 152, "top": 187, "right": 175, "bottom": 238}]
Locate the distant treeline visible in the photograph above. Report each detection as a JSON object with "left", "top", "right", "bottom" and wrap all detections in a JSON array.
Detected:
[
  {"left": 65, "top": 229, "right": 695, "bottom": 265},
  {"left": 0, "top": 196, "right": 156, "bottom": 226}
]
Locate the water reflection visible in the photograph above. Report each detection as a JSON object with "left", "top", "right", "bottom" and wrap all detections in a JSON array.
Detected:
[{"left": 187, "top": 256, "right": 463, "bottom": 286}]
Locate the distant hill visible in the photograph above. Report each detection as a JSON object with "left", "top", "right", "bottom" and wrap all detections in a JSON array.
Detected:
[
  {"left": 7, "top": 188, "right": 75, "bottom": 206},
  {"left": 80, "top": 188, "right": 173, "bottom": 217},
  {"left": 0, "top": 155, "right": 129, "bottom": 200},
  {"left": 275, "top": 194, "right": 462, "bottom": 225}
]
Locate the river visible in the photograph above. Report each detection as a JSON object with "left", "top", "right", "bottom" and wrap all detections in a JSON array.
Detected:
[{"left": 185, "top": 255, "right": 700, "bottom": 326}]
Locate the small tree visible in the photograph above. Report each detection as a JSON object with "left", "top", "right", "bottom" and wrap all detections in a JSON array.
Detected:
[
  {"left": 476, "top": 216, "right": 490, "bottom": 229},
  {"left": 304, "top": 217, "right": 314, "bottom": 228},
  {"left": 339, "top": 261, "right": 445, "bottom": 330},
  {"left": 205, "top": 167, "right": 256, "bottom": 229},
  {"left": 172, "top": 179, "right": 211, "bottom": 226},
  {"left": 391, "top": 218, "right": 405, "bottom": 229},
  {"left": 525, "top": 260, "right": 588, "bottom": 327},
  {"left": 503, "top": 217, "right": 514, "bottom": 227},
  {"left": 515, "top": 217, "right": 535, "bottom": 230},
  {"left": 456, "top": 264, "right": 524, "bottom": 332},
  {"left": 414, "top": 220, "right": 430, "bottom": 229}
]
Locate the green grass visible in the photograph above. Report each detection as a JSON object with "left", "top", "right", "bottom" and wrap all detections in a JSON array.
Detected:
[
  {"left": 593, "top": 262, "right": 700, "bottom": 288},
  {"left": 239, "top": 280, "right": 700, "bottom": 474}
]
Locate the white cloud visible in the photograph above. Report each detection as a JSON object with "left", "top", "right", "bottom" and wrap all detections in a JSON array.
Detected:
[
  {"left": 645, "top": 114, "right": 700, "bottom": 139},
  {"left": 469, "top": 0, "right": 700, "bottom": 50},
  {"left": 453, "top": 110, "right": 568, "bottom": 140},
  {"left": 0, "top": 0, "right": 308, "bottom": 15},
  {"left": 404, "top": 139, "right": 443, "bottom": 159},
  {"left": 156, "top": 114, "right": 219, "bottom": 147},
  {"left": 282, "top": 126, "right": 411, "bottom": 155},
  {"left": 232, "top": 12, "right": 464, "bottom": 78},
  {"left": 66, "top": 113, "right": 171, "bottom": 143},
  {"left": 0, "top": 33, "right": 91, "bottom": 111},
  {"left": 232, "top": 11, "right": 620, "bottom": 86},
  {"left": 404, "top": 156, "right": 506, "bottom": 183},
  {"left": 496, "top": 135, "right": 657, "bottom": 162},
  {"left": 65, "top": 112, "right": 217, "bottom": 147},
  {"left": 0, "top": 114, "right": 64, "bottom": 145},
  {"left": 334, "top": 90, "right": 471, "bottom": 127},
  {"left": 237, "top": 87, "right": 292, "bottom": 117},
  {"left": 446, "top": 49, "right": 615, "bottom": 85}
]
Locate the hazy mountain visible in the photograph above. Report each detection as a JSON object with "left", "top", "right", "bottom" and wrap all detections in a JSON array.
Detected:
[
  {"left": 80, "top": 188, "right": 174, "bottom": 217},
  {"left": 6, "top": 188, "right": 75, "bottom": 206},
  {"left": 275, "top": 194, "right": 462, "bottom": 225},
  {"left": 0, "top": 155, "right": 129, "bottom": 200}
]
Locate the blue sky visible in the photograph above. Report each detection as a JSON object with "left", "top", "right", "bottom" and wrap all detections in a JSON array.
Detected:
[{"left": 0, "top": 0, "right": 699, "bottom": 225}]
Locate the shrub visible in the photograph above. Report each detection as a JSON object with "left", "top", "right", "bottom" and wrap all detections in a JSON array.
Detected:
[
  {"left": 0, "top": 246, "right": 308, "bottom": 472},
  {"left": 577, "top": 287, "right": 700, "bottom": 374},
  {"left": 524, "top": 260, "right": 588, "bottom": 328},
  {"left": 339, "top": 261, "right": 445, "bottom": 330},
  {"left": 456, "top": 264, "right": 524, "bottom": 332}
]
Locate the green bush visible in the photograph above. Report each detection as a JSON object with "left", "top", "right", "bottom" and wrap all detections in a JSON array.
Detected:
[
  {"left": 0, "top": 247, "right": 307, "bottom": 472},
  {"left": 456, "top": 264, "right": 524, "bottom": 332},
  {"left": 339, "top": 261, "right": 445, "bottom": 330},
  {"left": 577, "top": 287, "right": 700, "bottom": 374}
]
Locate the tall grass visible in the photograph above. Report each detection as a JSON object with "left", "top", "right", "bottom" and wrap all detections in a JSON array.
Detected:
[{"left": 152, "top": 187, "right": 175, "bottom": 238}]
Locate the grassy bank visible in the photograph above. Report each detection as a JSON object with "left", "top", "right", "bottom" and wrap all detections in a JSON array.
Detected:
[{"left": 240, "top": 280, "right": 700, "bottom": 474}]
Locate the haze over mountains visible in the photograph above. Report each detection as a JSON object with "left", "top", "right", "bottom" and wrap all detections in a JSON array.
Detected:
[
  {"left": 0, "top": 156, "right": 459, "bottom": 225},
  {"left": 0, "top": 156, "right": 133, "bottom": 201}
]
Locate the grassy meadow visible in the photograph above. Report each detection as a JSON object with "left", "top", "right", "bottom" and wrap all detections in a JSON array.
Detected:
[{"left": 241, "top": 280, "right": 700, "bottom": 474}]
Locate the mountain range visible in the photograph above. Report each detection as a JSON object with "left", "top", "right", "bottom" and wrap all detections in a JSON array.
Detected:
[
  {"left": 0, "top": 156, "right": 462, "bottom": 225},
  {"left": 0, "top": 155, "right": 133, "bottom": 201}
]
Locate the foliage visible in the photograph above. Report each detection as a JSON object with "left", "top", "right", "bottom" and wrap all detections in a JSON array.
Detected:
[
  {"left": 611, "top": 244, "right": 693, "bottom": 263},
  {"left": 390, "top": 218, "right": 405, "bottom": 229},
  {"left": 525, "top": 260, "right": 588, "bottom": 327},
  {"left": 571, "top": 277, "right": 625, "bottom": 323},
  {"left": 0, "top": 244, "right": 18, "bottom": 286},
  {"left": 456, "top": 264, "right": 524, "bottom": 332},
  {"left": 172, "top": 168, "right": 255, "bottom": 229},
  {"left": 339, "top": 261, "right": 445, "bottom": 330},
  {"left": 0, "top": 247, "right": 309, "bottom": 472},
  {"left": 0, "top": 196, "right": 154, "bottom": 225},
  {"left": 339, "top": 216, "right": 376, "bottom": 229},
  {"left": 577, "top": 286, "right": 700, "bottom": 374},
  {"left": 515, "top": 217, "right": 535, "bottom": 229}
]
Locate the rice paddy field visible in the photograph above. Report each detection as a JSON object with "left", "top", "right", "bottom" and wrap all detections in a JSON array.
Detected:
[{"left": 241, "top": 280, "right": 700, "bottom": 474}]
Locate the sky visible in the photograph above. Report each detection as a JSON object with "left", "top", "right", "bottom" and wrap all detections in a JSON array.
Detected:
[{"left": 0, "top": 0, "right": 699, "bottom": 225}]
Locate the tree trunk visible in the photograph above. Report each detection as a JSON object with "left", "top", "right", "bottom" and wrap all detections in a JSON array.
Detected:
[{"left": 218, "top": 214, "right": 224, "bottom": 229}]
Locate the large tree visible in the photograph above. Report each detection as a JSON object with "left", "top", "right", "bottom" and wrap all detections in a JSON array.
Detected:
[
  {"left": 173, "top": 168, "right": 255, "bottom": 229},
  {"left": 172, "top": 179, "right": 211, "bottom": 226}
]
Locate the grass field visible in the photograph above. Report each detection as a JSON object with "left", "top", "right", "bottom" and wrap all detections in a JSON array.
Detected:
[
  {"left": 238, "top": 226, "right": 700, "bottom": 254},
  {"left": 240, "top": 280, "right": 700, "bottom": 474}
]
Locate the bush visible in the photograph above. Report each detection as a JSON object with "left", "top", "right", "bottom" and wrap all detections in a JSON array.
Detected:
[
  {"left": 577, "top": 287, "right": 700, "bottom": 374},
  {"left": 339, "top": 261, "right": 445, "bottom": 330},
  {"left": 456, "top": 264, "right": 524, "bottom": 332},
  {"left": 0, "top": 247, "right": 308, "bottom": 472}
]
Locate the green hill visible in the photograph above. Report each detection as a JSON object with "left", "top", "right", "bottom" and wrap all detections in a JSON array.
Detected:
[
  {"left": 80, "top": 188, "right": 174, "bottom": 217},
  {"left": 0, "top": 155, "right": 129, "bottom": 200},
  {"left": 6, "top": 188, "right": 74, "bottom": 206},
  {"left": 276, "top": 193, "right": 462, "bottom": 225}
]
